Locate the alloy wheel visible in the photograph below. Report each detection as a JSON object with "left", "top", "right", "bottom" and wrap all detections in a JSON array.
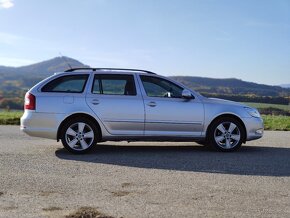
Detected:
[
  {"left": 65, "top": 122, "right": 95, "bottom": 151},
  {"left": 214, "top": 122, "right": 241, "bottom": 149}
]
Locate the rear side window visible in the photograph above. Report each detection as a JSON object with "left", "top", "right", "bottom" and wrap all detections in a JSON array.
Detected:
[
  {"left": 42, "top": 75, "right": 89, "bottom": 93},
  {"left": 92, "top": 74, "right": 136, "bottom": 96}
]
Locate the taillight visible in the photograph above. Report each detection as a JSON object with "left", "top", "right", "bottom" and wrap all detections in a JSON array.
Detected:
[{"left": 24, "top": 93, "right": 36, "bottom": 110}]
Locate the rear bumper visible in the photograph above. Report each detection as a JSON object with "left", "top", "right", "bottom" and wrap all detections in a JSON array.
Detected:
[
  {"left": 243, "top": 117, "right": 264, "bottom": 141},
  {"left": 20, "top": 111, "right": 63, "bottom": 140}
]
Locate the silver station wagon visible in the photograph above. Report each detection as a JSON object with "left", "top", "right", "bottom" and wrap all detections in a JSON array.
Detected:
[{"left": 21, "top": 68, "right": 264, "bottom": 153}]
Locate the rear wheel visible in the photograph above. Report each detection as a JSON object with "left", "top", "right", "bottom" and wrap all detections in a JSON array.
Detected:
[
  {"left": 208, "top": 117, "right": 245, "bottom": 152},
  {"left": 61, "top": 117, "right": 99, "bottom": 154}
]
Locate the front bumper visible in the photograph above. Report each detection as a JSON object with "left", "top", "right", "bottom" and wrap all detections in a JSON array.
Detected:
[{"left": 243, "top": 117, "right": 264, "bottom": 141}]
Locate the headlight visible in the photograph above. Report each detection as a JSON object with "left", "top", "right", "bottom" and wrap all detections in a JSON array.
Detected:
[{"left": 244, "top": 107, "right": 261, "bottom": 118}]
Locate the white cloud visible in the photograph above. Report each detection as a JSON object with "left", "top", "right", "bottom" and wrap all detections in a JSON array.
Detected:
[
  {"left": 0, "top": 32, "right": 23, "bottom": 45},
  {"left": 0, "top": 0, "right": 14, "bottom": 9},
  {"left": 0, "top": 57, "right": 35, "bottom": 67}
]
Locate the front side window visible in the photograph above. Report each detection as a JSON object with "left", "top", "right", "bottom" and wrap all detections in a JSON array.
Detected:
[
  {"left": 140, "top": 75, "right": 183, "bottom": 98},
  {"left": 42, "top": 75, "right": 89, "bottom": 93},
  {"left": 92, "top": 74, "right": 136, "bottom": 96}
]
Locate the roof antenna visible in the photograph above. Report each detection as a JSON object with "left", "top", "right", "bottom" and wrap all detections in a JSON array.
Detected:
[{"left": 59, "top": 52, "right": 72, "bottom": 70}]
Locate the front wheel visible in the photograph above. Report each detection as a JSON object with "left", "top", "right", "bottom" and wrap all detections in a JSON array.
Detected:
[
  {"left": 208, "top": 117, "right": 245, "bottom": 152},
  {"left": 61, "top": 118, "right": 99, "bottom": 154}
]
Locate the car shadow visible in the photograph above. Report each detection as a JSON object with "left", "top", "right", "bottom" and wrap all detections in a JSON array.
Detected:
[{"left": 55, "top": 144, "right": 290, "bottom": 177}]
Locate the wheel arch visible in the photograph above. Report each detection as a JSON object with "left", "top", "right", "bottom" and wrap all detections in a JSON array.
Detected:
[
  {"left": 206, "top": 114, "right": 247, "bottom": 143},
  {"left": 57, "top": 113, "right": 102, "bottom": 142}
]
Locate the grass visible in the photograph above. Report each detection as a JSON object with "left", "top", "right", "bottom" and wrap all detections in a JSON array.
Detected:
[
  {"left": 243, "top": 102, "right": 290, "bottom": 112},
  {"left": 0, "top": 111, "right": 289, "bottom": 131},
  {"left": 243, "top": 103, "right": 290, "bottom": 130},
  {"left": 262, "top": 115, "right": 290, "bottom": 131},
  {"left": 0, "top": 111, "right": 22, "bottom": 125}
]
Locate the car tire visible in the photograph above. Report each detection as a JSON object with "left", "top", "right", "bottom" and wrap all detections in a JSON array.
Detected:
[
  {"left": 60, "top": 117, "right": 99, "bottom": 154},
  {"left": 208, "top": 117, "right": 245, "bottom": 152}
]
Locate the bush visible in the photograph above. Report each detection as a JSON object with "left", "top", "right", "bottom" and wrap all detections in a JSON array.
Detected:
[
  {"left": 0, "top": 98, "right": 23, "bottom": 110},
  {"left": 258, "top": 107, "right": 290, "bottom": 116}
]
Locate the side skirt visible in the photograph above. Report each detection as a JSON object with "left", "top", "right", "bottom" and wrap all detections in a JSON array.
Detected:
[{"left": 100, "top": 135, "right": 206, "bottom": 142}]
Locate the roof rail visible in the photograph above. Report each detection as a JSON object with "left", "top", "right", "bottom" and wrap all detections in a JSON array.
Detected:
[{"left": 65, "top": 67, "right": 156, "bottom": 74}]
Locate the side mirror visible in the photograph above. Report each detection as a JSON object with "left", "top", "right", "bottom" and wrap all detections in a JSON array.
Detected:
[{"left": 182, "top": 89, "right": 194, "bottom": 99}]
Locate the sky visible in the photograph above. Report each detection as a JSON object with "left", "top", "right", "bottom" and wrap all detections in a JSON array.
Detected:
[{"left": 0, "top": 0, "right": 289, "bottom": 85}]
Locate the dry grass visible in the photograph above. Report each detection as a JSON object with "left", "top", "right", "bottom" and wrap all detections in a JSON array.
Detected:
[
  {"left": 111, "top": 191, "right": 130, "bottom": 197},
  {"left": 42, "top": 206, "right": 62, "bottom": 211},
  {"left": 65, "top": 207, "right": 114, "bottom": 218}
]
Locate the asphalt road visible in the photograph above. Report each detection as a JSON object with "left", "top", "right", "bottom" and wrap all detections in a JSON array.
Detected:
[{"left": 0, "top": 126, "right": 290, "bottom": 218}]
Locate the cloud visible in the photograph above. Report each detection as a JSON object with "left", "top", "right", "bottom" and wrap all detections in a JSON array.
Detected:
[
  {"left": 0, "top": 32, "right": 23, "bottom": 45},
  {"left": 0, "top": 56, "right": 35, "bottom": 67},
  {"left": 0, "top": 0, "right": 14, "bottom": 9}
]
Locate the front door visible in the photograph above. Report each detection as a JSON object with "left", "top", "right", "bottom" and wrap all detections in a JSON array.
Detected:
[{"left": 139, "top": 75, "right": 204, "bottom": 137}]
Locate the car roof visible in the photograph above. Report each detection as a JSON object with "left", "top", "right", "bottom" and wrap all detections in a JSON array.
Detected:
[{"left": 64, "top": 68, "right": 156, "bottom": 75}]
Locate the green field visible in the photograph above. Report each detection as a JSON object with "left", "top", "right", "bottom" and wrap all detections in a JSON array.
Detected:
[
  {"left": 0, "top": 111, "right": 23, "bottom": 125},
  {"left": 262, "top": 115, "right": 290, "bottom": 131},
  {"left": 0, "top": 111, "right": 289, "bottom": 131},
  {"left": 243, "top": 102, "right": 290, "bottom": 112}
]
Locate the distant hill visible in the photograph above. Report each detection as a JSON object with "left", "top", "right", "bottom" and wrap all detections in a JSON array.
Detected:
[
  {"left": 0, "top": 56, "right": 289, "bottom": 109},
  {"left": 170, "top": 76, "right": 290, "bottom": 97},
  {"left": 0, "top": 57, "right": 88, "bottom": 93},
  {"left": 280, "top": 84, "right": 290, "bottom": 88}
]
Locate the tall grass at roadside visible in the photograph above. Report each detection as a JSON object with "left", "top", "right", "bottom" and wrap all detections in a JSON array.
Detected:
[
  {"left": 262, "top": 115, "right": 290, "bottom": 131},
  {"left": 0, "top": 111, "right": 22, "bottom": 125}
]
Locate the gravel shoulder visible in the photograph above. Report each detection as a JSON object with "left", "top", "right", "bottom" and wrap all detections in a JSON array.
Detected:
[{"left": 0, "top": 126, "right": 290, "bottom": 218}]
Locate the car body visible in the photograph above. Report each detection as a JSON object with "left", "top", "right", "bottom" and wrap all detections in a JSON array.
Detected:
[{"left": 21, "top": 68, "right": 264, "bottom": 153}]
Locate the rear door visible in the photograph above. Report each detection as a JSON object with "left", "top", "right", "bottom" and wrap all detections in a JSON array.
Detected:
[{"left": 86, "top": 73, "right": 145, "bottom": 135}]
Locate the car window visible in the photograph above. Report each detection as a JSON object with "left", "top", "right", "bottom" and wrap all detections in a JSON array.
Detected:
[
  {"left": 140, "top": 75, "right": 183, "bottom": 98},
  {"left": 41, "top": 75, "right": 89, "bottom": 93},
  {"left": 92, "top": 74, "right": 136, "bottom": 96}
]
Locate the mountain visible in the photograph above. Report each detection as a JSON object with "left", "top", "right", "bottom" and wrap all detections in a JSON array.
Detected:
[
  {"left": 0, "top": 57, "right": 88, "bottom": 94},
  {"left": 0, "top": 56, "right": 88, "bottom": 78}
]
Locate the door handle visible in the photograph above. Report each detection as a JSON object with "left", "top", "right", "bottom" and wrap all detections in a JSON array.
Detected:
[
  {"left": 91, "top": 99, "right": 100, "bottom": 105},
  {"left": 147, "top": 101, "right": 156, "bottom": 107}
]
